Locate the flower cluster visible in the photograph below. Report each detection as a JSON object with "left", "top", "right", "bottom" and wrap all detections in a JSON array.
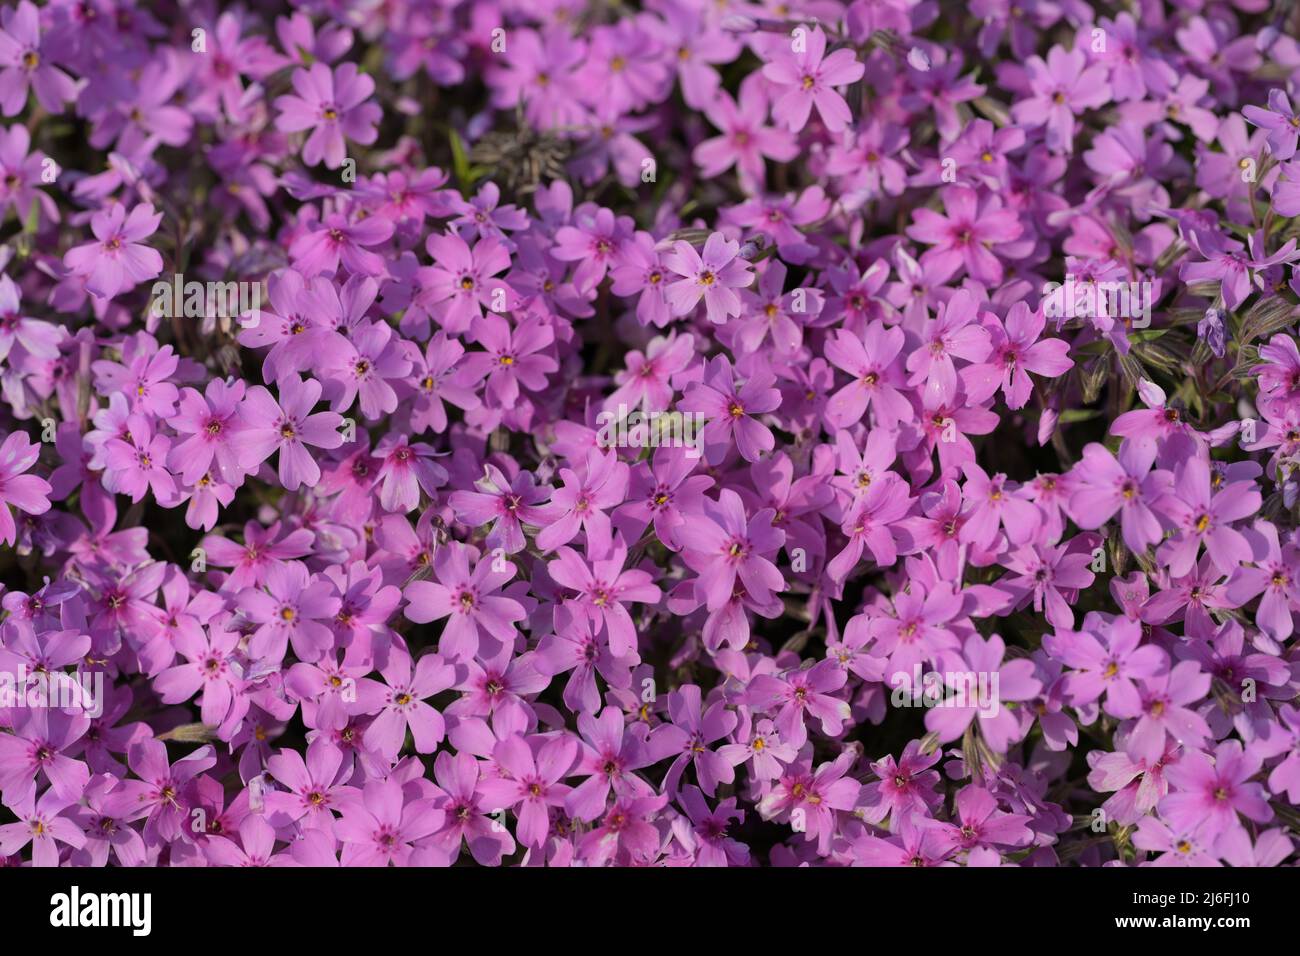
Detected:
[{"left": 1, "top": 0, "right": 1300, "bottom": 868}]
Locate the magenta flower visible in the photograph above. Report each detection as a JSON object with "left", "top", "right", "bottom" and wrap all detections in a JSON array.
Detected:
[
  {"left": 1226, "top": 520, "right": 1300, "bottom": 641},
  {"left": 1160, "top": 740, "right": 1273, "bottom": 840},
  {"left": 746, "top": 659, "right": 850, "bottom": 750},
  {"left": 1244, "top": 88, "right": 1300, "bottom": 161},
  {"left": 565, "top": 707, "right": 659, "bottom": 822},
  {"left": 906, "top": 186, "right": 1023, "bottom": 286},
  {"left": 929, "top": 785, "right": 1033, "bottom": 854},
  {"left": 62, "top": 202, "right": 163, "bottom": 300},
  {"left": 0, "top": 430, "right": 50, "bottom": 546},
  {"left": 998, "top": 537, "right": 1096, "bottom": 630},
  {"left": 1011, "top": 45, "right": 1111, "bottom": 153},
  {"left": 101, "top": 414, "right": 177, "bottom": 504},
  {"left": 852, "top": 813, "right": 955, "bottom": 867},
  {"left": 169, "top": 378, "right": 247, "bottom": 486},
  {"left": 578, "top": 793, "right": 668, "bottom": 866},
  {"left": 422, "top": 232, "right": 513, "bottom": 335},
  {"left": 289, "top": 212, "right": 393, "bottom": 278},
  {"left": 663, "top": 233, "right": 754, "bottom": 325},
  {"left": 694, "top": 84, "right": 798, "bottom": 188},
  {"left": 243, "top": 560, "right": 341, "bottom": 664},
  {"left": 115, "top": 740, "right": 216, "bottom": 844},
  {"left": 757, "top": 750, "right": 859, "bottom": 854},
  {"left": 0, "top": 707, "right": 90, "bottom": 806},
  {"left": 477, "top": 733, "right": 577, "bottom": 848},
  {"left": 552, "top": 206, "right": 631, "bottom": 294},
  {"left": 761, "top": 26, "right": 864, "bottom": 133},
  {"left": 962, "top": 302, "right": 1073, "bottom": 410},
  {"left": 678, "top": 356, "right": 779, "bottom": 463},
  {"left": 679, "top": 488, "right": 784, "bottom": 613},
  {"left": 824, "top": 322, "right": 911, "bottom": 427},
  {"left": 0, "top": 787, "right": 84, "bottom": 867},
  {"left": 0, "top": 273, "right": 59, "bottom": 361},
  {"left": 1043, "top": 617, "right": 1168, "bottom": 713},
  {"left": 448, "top": 464, "right": 552, "bottom": 555},
  {"left": 425, "top": 751, "right": 516, "bottom": 866},
  {"left": 870, "top": 580, "right": 963, "bottom": 678},
  {"left": 958, "top": 463, "right": 1041, "bottom": 550},
  {"left": 461, "top": 314, "right": 557, "bottom": 407},
  {"left": 1107, "top": 661, "right": 1212, "bottom": 762},
  {"left": 336, "top": 777, "right": 443, "bottom": 867},
  {"left": 859, "top": 741, "right": 943, "bottom": 826},
  {"left": 321, "top": 319, "right": 412, "bottom": 420},
  {"left": 361, "top": 650, "right": 458, "bottom": 758},
  {"left": 656, "top": 684, "right": 737, "bottom": 797},
  {"left": 826, "top": 472, "right": 912, "bottom": 583},
  {"left": 236, "top": 374, "right": 344, "bottom": 491},
  {"left": 548, "top": 534, "right": 661, "bottom": 658},
  {"left": 0, "top": 1, "right": 75, "bottom": 115},
  {"left": 403, "top": 541, "right": 526, "bottom": 662},
  {"left": 274, "top": 62, "right": 380, "bottom": 169},
  {"left": 616, "top": 445, "right": 714, "bottom": 552},
  {"left": 924, "top": 634, "right": 1042, "bottom": 753},
  {"left": 1155, "top": 456, "right": 1260, "bottom": 578},
  {"left": 152, "top": 618, "right": 245, "bottom": 730},
  {"left": 534, "top": 448, "right": 629, "bottom": 553},
  {"left": 1067, "top": 441, "right": 1167, "bottom": 553}
]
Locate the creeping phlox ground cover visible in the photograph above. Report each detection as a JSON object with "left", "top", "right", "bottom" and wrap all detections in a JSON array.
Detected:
[{"left": 0, "top": 0, "right": 1299, "bottom": 868}]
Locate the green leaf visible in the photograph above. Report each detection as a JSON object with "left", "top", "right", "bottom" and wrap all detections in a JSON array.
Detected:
[
  {"left": 1058, "top": 409, "right": 1103, "bottom": 424},
  {"left": 449, "top": 129, "right": 474, "bottom": 189},
  {"left": 1238, "top": 295, "right": 1297, "bottom": 345}
]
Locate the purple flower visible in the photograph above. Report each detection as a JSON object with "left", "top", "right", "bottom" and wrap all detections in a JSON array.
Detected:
[
  {"left": 62, "top": 202, "right": 163, "bottom": 300},
  {"left": 236, "top": 374, "right": 344, "bottom": 490},
  {"left": 403, "top": 541, "right": 525, "bottom": 662},
  {"left": 0, "top": 1, "right": 75, "bottom": 115},
  {"left": 0, "top": 430, "right": 50, "bottom": 546},
  {"left": 1160, "top": 740, "right": 1273, "bottom": 841},
  {"left": 1011, "top": 45, "right": 1111, "bottom": 153},
  {"left": 678, "top": 355, "right": 779, "bottom": 463},
  {"left": 274, "top": 62, "right": 380, "bottom": 169},
  {"left": 663, "top": 232, "right": 754, "bottom": 325},
  {"left": 761, "top": 26, "right": 864, "bottom": 133}
]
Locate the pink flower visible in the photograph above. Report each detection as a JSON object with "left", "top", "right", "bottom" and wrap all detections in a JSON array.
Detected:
[
  {"left": 548, "top": 533, "right": 661, "bottom": 659},
  {"left": 663, "top": 233, "right": 754, "bottom": 325},
  {"left": 336, "top": 777, "right": 443, "bottom": 867},
  {"left": 678, "top": 355, "right": 779, "bottom": 463},
  {"left": 1160, "top": 740, "right": 1273, "bottom": 841},
  {"left": 746, "top": 658, "right": 850, "bottom": 750},
  {"left": 62, "top": 202, "right": 163, "bottom": 300},
  {"left": 1011, "top": 45, "right": 1111, "bottom": 153},
  {"left": 243, "top": 561, "right": 341, "bottom": 664},
  {"left": 0, "top": 430, "right": 50, "bottom": 546},
  {"left": 403, "top": 541, "right": 526, "bottom": 662},
  {"left": 961, "top": 301, "right": 1073, "bottom": 409},
  {"left": 534, "top": 448, "right": 629, "bottom": 553},
  {"left": 235, "top": 374, "right": 345, "bottom": 491},
  {"left": 360, "top": 650, "right": 458, "bottom": 758},
  {"left": 274, "top": 62, "right": 381, "bottom": 168},
  {"left": 477, "top": 733, "right": 577, "bottom": 848},
  {"left": 905, "top": 186, "right": 1023, "bottom": 286},
  {"left": 679, "top": 488, "right": 785, "bottom": 613},
  {"left": 422, "top": 232, "right": 514, "bottom": 335},
  {"left": 761, "top": 26, "right": 864, "bottom": 133}
]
